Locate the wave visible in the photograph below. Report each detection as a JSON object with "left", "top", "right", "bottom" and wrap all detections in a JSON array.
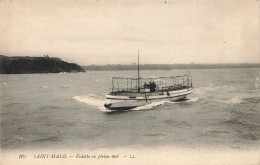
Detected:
[
  {"left": 32, "top": 136, "right": 60, "bottom": 143},
  {"left": 163, "top": 119, "right": 191, "bottom": 126},
  {"left": 131, "top": 97, "right": 199, "bottom": 111},
  {"left": 194, "top": 85, "right": 260, "bottom": 104},
  {"left": 74, "top": 94, "right": 199, "bottom": 112},
  {"left": 255, "top": 77, "right": 260, "bottom": 89},
  {"left": 4, "top": 102, "right": 26, "bottom": 108},
  {"left": 230, "top": 96, "right": 242, "bottom": 104},
  {"left": 73, "top": 94, "right": 107, "bottom": 111},
  {"left": 222, "top": 107, "right": 260, "bottom": 133},
  {"left": 215, "top": 96, "right": 242, "bottom": 104},
  {"left": 217, "top": 93, "right": 260, "bottom": 104},
  {"left": 39, "top": 105, "right": 62, "bottom": 111},
  {"left": 244, "top": 96, "right": 260, "bottom": 104},
  {"left": 166, "top": 97, "right": 200, "bottom": 104},
  {"left": 14, "top": 135, "right": 25, "bottom": 141},
  {"left": 132, "top": 100, "right": 166, "bottom": 111},
  {"left": 226, "top": 96, "right": 244, "bottom": 104},
  {"left": 193, "top": 85, "right": 234, "bottom": 96},
  {"left": 73, "top": 94, "right": 166, "bottom": 112},
  {"left": 185, "top": 97, "right": 199, "bottom": 103},
  {"left": 193, "top": 86, "right": 215, "bottom": 96},
  {"left": 143, "top": 133, "right": 166, "bottom": 137}
]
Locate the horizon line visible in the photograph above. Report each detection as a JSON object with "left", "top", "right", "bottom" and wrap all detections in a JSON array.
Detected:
[{"left": 84, "top": 63, "right": 260, "bottom": 66}]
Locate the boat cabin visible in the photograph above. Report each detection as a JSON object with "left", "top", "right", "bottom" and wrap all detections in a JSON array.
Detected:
[{"left": 109, "top": 75, "right": 192, "bottom": 95}]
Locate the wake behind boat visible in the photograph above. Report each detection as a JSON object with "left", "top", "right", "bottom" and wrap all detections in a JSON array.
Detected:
[{"left": 104, "top": 52, "right": 193, "bottom": 111}]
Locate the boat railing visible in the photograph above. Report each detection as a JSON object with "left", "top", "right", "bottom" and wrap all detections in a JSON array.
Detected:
[{"left": 110, "top": 75, "right": 192, "bottom": 94}]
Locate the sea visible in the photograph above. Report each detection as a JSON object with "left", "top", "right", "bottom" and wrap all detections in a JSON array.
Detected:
[{"left": 1, "top": 68, "right": 260, "bottom": 151}]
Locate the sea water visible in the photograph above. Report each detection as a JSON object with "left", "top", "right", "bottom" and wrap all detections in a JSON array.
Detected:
[{"left": 1, "top": 68, "right": 260, "bottom": 150}]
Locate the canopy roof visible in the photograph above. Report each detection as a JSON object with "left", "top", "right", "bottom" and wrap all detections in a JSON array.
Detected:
[{"left": 112, "top": 75, "right": 190, "bottom": 80}]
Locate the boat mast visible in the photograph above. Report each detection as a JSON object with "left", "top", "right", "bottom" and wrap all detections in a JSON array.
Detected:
[{"left": 138, "top": 49, "right": 140, "bottom": 93}]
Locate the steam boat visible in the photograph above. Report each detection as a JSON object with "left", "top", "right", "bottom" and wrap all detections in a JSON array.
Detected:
[{"left": 104, "top": 52, "right": 193, "bottom": 111}]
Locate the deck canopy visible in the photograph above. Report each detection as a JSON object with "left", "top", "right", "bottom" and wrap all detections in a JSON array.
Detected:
[{"left": 110, "top": 75, "right": 192, "bottom": 93}]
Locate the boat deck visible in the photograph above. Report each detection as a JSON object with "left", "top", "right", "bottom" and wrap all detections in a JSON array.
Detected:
[{"left": 109, "top": 85, "right": 190, "bottom": 96}]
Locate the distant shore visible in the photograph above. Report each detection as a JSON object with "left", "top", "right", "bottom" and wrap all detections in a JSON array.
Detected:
[
  {"left": 0, "top": 55, "right": 85, "bottom": 74},
  {"left": 83, "top": 63, "right": 260, "bottom": 71},
  {"left": 1, "top": 54, "right": 259, "bottom": 73}
]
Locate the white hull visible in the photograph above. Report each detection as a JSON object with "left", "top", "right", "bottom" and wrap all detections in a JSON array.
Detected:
[{"left": 104, "top": 88, "right": 192, "bottom": 111}]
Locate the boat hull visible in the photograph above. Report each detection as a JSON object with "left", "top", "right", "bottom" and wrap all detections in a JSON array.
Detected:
[{"left": 104, "top": 88, "right": 192, "bottom": 111}]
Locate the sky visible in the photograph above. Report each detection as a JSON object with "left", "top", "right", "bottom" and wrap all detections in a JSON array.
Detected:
[{"left": 0, "top": 0, "right": 259, "bottom": 65}]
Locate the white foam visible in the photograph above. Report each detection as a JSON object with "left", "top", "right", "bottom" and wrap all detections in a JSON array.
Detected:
[
  {"left": 229, "top": 96, "right": 242, "bottom": 104},
  {"left": 100, "top": 108, "right": 113, "bottom": 112},
  {"left": 215, "top": 96, "right": 242, "bottom": 104},
  {"left": 193, "top": 86, "right": 235, "bottom": 97},
  {"left": 73, "top": 94, "right": 107, "bottom": 111},
  {"left": 42, "top": 85, "right": 48, "bottom": 88},
  {"left": 132, "top": 100, "right": 166, "bottom": 111},
  {"left": 14, "top": 135, "right": 24, "bottom": 141},
  {"left": 73, "top": 94, "right": 165, "bottom": 112},
  {"left": 255, "top": 77, "right": 260, "bottom": 89},
  {"left": 2, "top": 82, "right": 8, "bottom": 86},
  {"left": 73, "top": 94, "right": 199, "bottom": 112},
  {"left": 193, "top": 86, "right": 214, "bottom": 95},
  {"left": 133, "top": 97, "right": 199, "bottom": 110}
]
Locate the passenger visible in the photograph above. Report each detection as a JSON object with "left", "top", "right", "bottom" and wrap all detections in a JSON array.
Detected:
[{"left": 150, "top": 81, "right": 156, "bottom": 92}]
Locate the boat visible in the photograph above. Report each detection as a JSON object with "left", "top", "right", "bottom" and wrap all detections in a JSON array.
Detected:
[{"left": 104, "top": 51, "right": 193, "bottom": 111}]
